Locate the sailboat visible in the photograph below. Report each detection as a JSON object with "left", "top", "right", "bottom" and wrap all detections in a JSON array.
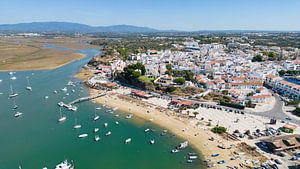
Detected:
[
  {"left": 26, "top": 77, "right": 32, "bottom": 91},
  {"left": 9, "top": 85, "right": 18, "bottom": 98},
  {"left": 93, "top": 107, "right": 99, "bottom": 121},
  {"left": 58, "top": 108, "right": 66, "bottom": 122},
  {"left": 73, "top": 118, "right": 81, "bottom": 129},
  {"left": 12, "top": 98, "right": 18, "bottom": 110},
  {"left": 14, "top": 111, "right": 23, "bottom": 117}
]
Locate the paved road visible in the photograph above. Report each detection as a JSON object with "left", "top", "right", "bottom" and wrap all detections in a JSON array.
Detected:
[{"left": 247, "top": 94, "right": 300, "bottom": 125}]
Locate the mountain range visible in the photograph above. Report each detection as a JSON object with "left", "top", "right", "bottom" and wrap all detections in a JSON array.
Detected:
[{"left": 0, "top": 22, "right": 164, "bottom": 33}]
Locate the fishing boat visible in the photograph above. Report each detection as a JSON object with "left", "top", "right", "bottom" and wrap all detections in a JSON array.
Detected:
[
  {"left": 94, "top": 128, "right": 99, "bottom": 133},
  {"left": 26, "top": 77, "right": 32, "bottom": 91},
  {"left": 55, "top": 160, "right": 74, "bottom": 169},
  {"left": 125, "top": 138, "right": 131, "bottom": 144},
  {"left": 104, "top": 123, "right": 108, "bottom": 127},
  {"left": 9, "top": 85, "right": 18, "bottom": 98},
  {"left": 14, "top": 111, "right": 23, "bottom": 117},
  {"left": 58, "top": 108, "right": 66, "bottom": 122},
  {"left": 78, "top": 133, "right": 88, "bottom": 138},
  {"left": 150, "top": 139, "right": 155, "bottom": 144},
  {"left": 105, "top": 131, "right": 111, "bottom": 136},
  {"left": 73, "top": 119, "right": 81, "bottom": 129},
  {"left": 94, "top": 135, "right": 100, "bottom": 142}
]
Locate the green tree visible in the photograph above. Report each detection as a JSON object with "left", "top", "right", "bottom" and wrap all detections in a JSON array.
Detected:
[
  {"left": 173, "top": 77, "right": 186, "bottom": 85},
  {"left": 117, "top": 48, "right": 129, "bottom": 61},
  {"left": 166, "top": 64, "right": 172, "bottom": 70},
  {"left": 211, "top": 126, "right": 227, "bottom": 134},
  {"left": 252, "top": 54, "right": 263, "bottom": 62},
  {"left": 166, "top": 86, "right": 176, "bottom": 93}
]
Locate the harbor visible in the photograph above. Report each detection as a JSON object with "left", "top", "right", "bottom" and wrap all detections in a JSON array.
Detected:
[{"left": 0, "top": 47, "right": 203, "bottom": 169}]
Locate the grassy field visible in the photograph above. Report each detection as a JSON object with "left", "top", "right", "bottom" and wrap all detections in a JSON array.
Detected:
[{"left": 0, "top": 37, "right": 90, "bottom": 71}]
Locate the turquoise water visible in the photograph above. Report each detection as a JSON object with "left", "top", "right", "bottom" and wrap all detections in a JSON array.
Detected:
[{"left": 0, "top": 47, "right": 204, "bottom": 169}]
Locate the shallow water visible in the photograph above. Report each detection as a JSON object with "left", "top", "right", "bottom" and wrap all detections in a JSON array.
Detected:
[{"left": 0, "top": 47, "right": 204, "bottom": 169}]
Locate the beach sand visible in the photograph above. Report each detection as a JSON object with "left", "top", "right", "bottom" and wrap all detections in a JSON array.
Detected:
[{"left": 90, "top": 89, "right": 249, "bottom": 168}]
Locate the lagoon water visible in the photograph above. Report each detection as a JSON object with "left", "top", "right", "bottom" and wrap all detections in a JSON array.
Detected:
[{"left": 0, "top": 47, "right": 203, "bottom": 169}]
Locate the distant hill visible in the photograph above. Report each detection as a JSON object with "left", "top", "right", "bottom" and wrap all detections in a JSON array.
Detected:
[{"left": 0, "top": 22, "right": 160, "bottom": 33}]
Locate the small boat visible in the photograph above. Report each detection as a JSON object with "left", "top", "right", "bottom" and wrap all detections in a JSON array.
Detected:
[
  {"left": 125, "top": 138, "right": 131, "bottom": 144},
  {"left": 71, "top": 89, "right": 75, "bottom": 93},
  {"left": 26, "top": 77, "right": 32, "bottom": 91},
  {"left": 217, "top": 160, "right": 225, "bottom": 164},
  {"left": 12, "top": 99, "right": 18, "bottom": 110},
  {"left": 94, "top": 135, "right": 100, "bottom": 141},
  {"left": 105, "top": 131, "right": 112, "bottom": 136},
  {"left": 115, "top": 114, "right": 119, "bottom": 117},
  {"left": 93, "top": 107, "right": 99, "bottom": 121},
  {"left": 113, "top": 107, "right": 118, "bottom": 111},
  {"left": 171, "top": 149, "right": 179, "bottom": 153},
  {"left": 0, "top": 79, "right": 2, "bottom": 82},
  {"left": 58, "top": 102, "right": 64, "bottom": 107},
  {"left": 61, "top": 87, "right": 67, "bottom": 92},
  {"left": 150, "top": 139, "right": 155, "bottom": 144},
  {"left": 78, "top": 134, "right": 88, "bottom": 138},
  {"left": 211, "top": 153, "right": 219, "bottom": 157},
  {"left": 66, "top": 93, "right": 70, "bottom": 96},
  {"left": 188, "top": 152, "right": 197, "bottom": 156},
  {"left": 187, "top": 160, "right": 193, "bottom": 163},
  {"left": 115, "top": 121, "right": 119, "bottom": 125},
  {"left": 45, "top": 96, "right": 49, "bottom": 99},
  {"left": 53, "top": 90, "right": 58, "bottom": 94},
  {"left": 178, "top": 141, "right": 189, "bottom": 149},
  {"left": 189, "top": 156, "right": 198, "bottom": 160},
  {"left": 10, "top": 76, "right": 17, "bottom": 80},
  {"left": 58, "top": 108, "right": 66, "bottom": 122},
  {"left": 73, "top": 119, "right": 81, "bottom": 129},
  {"left": 14, "top": 111, "right": 23, "bottom": 117},
  {"left": 94, "top": 128, "right": 99, "bottom": 133},
  {"left": 9, "top": 85, "right": 18, "bottom": 98},
  {"left": 144, "top": 128, "right": 150, "bottom": 132},
  {"left": 96, "top": 107, "right": 101, "bottom": 110},
  {"left": 55, "top": 160, "right": 74, "bottom": 169},
  {"left": 126, "top": 114, "right": 133, "bottom": 119},
  {"left": 104, "top": 123, "right": 108, "bottom": 127}
]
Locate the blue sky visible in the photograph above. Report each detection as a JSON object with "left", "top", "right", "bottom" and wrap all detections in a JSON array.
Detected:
[{"left": 0, "top": 0, "right": 299, "bottom": 31}]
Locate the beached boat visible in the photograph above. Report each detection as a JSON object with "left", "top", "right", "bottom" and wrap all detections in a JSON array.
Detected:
[
  {"left": 55, "top": 160, "right": 74, "bottom": 169},
  {"left": 126, "top": 114, "right": 133, "bottom": 119},
  {"left": 78, "top": 134, "right": 88, "bottom": 138},
  {"left": 105, "top": 131, "right": 112, "bottom": 136},
  {"left": 211, "top": 153, "right": 219, "bottom": 157},
  {"left": 14, "top": 111, "right": 23, "bottom": 117},
  {"left": 178, "top": 141, "right": 188, "bottom": 149},
  {"left": 125, "top": 138, "right": 131, "bottom": 144},
  {"left": 94, "top": 135, "right": 100, "bottom": 142}
]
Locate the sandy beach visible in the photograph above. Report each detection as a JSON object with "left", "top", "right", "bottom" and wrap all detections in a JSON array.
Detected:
[{"left": 90, "top": 88, "right": 264, "bottom": 168}]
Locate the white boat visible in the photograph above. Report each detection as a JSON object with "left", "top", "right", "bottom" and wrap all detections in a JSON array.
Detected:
[
  {"left": 105, "top": 131, "right": 112, "bottom": 136},
  {"left": 73, "top": 119, "right": 81, "bottom": 129},
  {"left": 66, "top": 93, "right": 70, "bottom": 96},
  {"left": 115, "top": 114, "right": 119, "bottom": 117},
  {"left": 125, "top": 138, "right": 131, "bottom": 144},
  {"left": 9, "top": 85, "right": 18, "bottom": 98},
  {"left": 94, "top": 128, "right": 99, "bottom": 133},
  {"left": 96, "top": 107, "right": 101, "bottom": 110},
  {"left": 58, "top": 102, "right": 64, "bottom": 107},
  {"left": 178, "top": 141, "right": 189, "bottom": 149},
  {"left": 58, "top": 108, "right": 66, "bottom": 122},
  {"left": 144, "top": 128, "right": 150, "bottom": 132},
  {"left": 150, "top": 139, "right": 155, "bottom": 144},
  {"left": 26, "top": 77, "right": 32, "bottom": 91},
  {"left": 61, "top": 87, "right": 67, "bottom": 92},
  {"left": 12, "top": 99, "right": 18, "bottom": 110},
  {"left": 94, "top": 135, "right": 100, "bottom": 142},
  {"left": 0, "top": 79, "right": 2, "bottom": 82},
  {"left": 171, "top": 149, "right": 179, "bottom": 153},
  {"left": 93, "top": 107, "right": 99, "bottom": 121},
  {"left": 53, "top": 90, "right": 58, "bottom": 94},
  {"left": 44, "top": 96, "right": 49, "bottom": 99},
  {"left": 126, "top": 114, "right": 133, "bottom": 119},
  {"left": 71, "top": 89, "right": 75, "bottom": 93},
  {"left": 113, "top": 107, "right": 118, "bottom": 111},
  {"left": 55, "top": 160, "right": 74, "bottom": 169},
  {"left": 115, "top": 121, "right": 119, "bottom": 125},
  {"left": 14, "top": 111, "right": 23, "bottom": 117},
  {"left": 10, "top": 76, "right": 17, "bottom": 80},
  {"left": 104, "top": 123, "right": 108, "bottom": 127},
  {"left": 78, "top": 133, "right": 88, "bottom": 138}
]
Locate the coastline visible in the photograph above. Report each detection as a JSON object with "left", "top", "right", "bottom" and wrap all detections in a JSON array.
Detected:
[
  {"left": 0, "top": 53, "right": 86, "bottom": 72},
  {"left": 88, "top": 88, "right": 243, "bottom": 168}
]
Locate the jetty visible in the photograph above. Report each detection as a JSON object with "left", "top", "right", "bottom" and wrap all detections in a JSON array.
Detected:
[{"left": 58, "top": 93, "right": 106, "bottom": 110}]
